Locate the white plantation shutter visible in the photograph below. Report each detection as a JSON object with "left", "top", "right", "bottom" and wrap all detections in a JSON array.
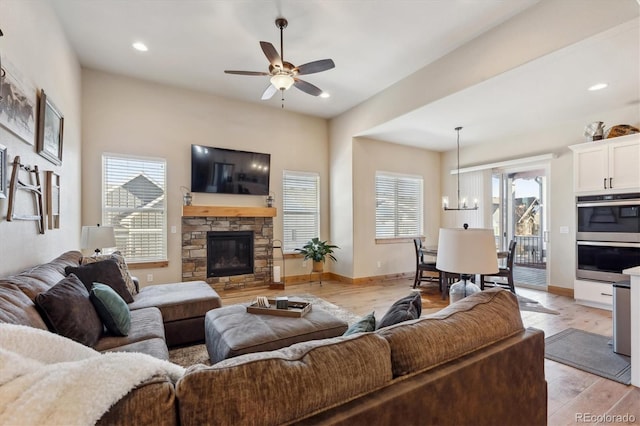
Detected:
[
  {"left": 283, "top": 171, "right": 320, "bottom": 252},
  {"left": 102, "top": 154, "right": 167, "bottom": 262},
  {"left": 375, "top": 172, "right": 423, "bottom": 238}
]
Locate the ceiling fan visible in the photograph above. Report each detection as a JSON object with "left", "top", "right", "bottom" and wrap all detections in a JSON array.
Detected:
[{"left": 224, "top": 18, "right": 335, "bottom": 101}]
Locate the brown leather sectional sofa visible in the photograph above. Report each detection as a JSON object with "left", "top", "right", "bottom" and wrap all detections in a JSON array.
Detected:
[{"left": 0, "top": 252, "right": 547, "bottom": 425}]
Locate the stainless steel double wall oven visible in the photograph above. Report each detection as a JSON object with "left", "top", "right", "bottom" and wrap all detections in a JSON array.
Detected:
[{"left": 576, "top": 193, "right": 640, "bottom": 282}]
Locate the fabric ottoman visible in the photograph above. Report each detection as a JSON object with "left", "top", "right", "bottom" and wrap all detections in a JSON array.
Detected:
[{"left": 205, "top": 303, "right": 348, "bottom": 363}]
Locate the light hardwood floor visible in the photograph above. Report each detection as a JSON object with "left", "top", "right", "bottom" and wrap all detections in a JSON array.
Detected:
[{"left": 218, "top": 278, "right": 639, "bottom": 425}]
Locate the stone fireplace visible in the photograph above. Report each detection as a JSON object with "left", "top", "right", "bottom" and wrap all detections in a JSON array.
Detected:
[{"left": 181, "top": 206, "right": 275, "bottom": 290}]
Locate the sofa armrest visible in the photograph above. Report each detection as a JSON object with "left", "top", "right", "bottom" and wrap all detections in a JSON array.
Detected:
[
  {"left": 131, "top": 276, "right": 140, "bottom": 293},
  {"left": 96, "top": 375, "right": 178, "bottom": 426}
]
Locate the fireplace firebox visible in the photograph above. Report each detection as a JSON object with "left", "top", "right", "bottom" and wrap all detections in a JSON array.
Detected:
[{"left": 207, "top": 231, "right": 254, "bottom": 277}]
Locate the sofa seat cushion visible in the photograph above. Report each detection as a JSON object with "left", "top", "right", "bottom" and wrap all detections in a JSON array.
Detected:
[
  {"left": 129, "top": 281, "right": 221, "bottom": 323},
  {"left": 93, "top": 307, "right": 166, "bottom": 352},
  {"left": 204, "top": 303, "right": 348, "bottom": 363},
  {"left": 4, "top": 251, "right": 82, "bottom": 301},
  {"left": 100, "top": 337, "right": 170, "bottom": 361},
  {"left": 376, "top": 288, "right": 524, "bottom": 377},
  {"left": 0, "top": 283, "right": 48, "bottom": 329},
  {"left": 177, "top": 333, "right": 393, "bottom": 426}
]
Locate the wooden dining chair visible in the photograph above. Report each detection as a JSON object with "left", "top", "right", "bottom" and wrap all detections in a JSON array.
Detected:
[
  {"left": 412, "top": 238, "right": 441, "bottom": 290},
  {"left": 480, "top": 240, "right": 517, "bottom": 293}
]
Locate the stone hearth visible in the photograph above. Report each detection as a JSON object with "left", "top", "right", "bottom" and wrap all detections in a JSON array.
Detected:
[{"left": 182, "top": 211, "right": 273, "bottom": 290}]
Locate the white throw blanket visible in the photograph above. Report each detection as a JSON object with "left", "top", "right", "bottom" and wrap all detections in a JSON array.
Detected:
[{"left": 0, "top": 324, "right": 185, "bottom": 426}]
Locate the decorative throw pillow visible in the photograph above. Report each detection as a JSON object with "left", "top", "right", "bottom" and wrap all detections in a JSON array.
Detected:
[
  {"left": 65, "top": 259, "right": 134, "bottom": 303},
  {"left": 90, "top": 283, "right": 131, "bottom": 336},
  {"left": 35, "top": 274, "right": 104, "bottom": 347},
  {"left": 376, "top": 292, "right": 422, "bottom": 330},
  {"left": 81, "top": 251, "right": 137, "bottom": 295},
  {"left": 343, "top": 312, "right": 376, "bottom": 336}
]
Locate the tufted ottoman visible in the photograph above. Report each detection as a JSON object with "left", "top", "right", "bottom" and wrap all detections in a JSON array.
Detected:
[{"left": 204, "top": 302, "right": 348, "bottom": 363}]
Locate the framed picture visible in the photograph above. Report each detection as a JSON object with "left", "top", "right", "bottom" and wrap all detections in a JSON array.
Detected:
[
  {"left": 0, "top": 55, "right": 37, "bottom": 145},
  {"left": 0, "top": 143, "right": 6, "bottom": 199},
  {"left": 36, "top": 89, "right": 64, "bottom": 165}
]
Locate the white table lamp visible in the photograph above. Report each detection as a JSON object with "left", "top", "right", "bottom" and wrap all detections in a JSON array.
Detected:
[
  {"left": 81, "top": 224, "right": 116, "bottom": 256},
  {"left": 436, "top": 225, "right": 499, "bottom": 304}
]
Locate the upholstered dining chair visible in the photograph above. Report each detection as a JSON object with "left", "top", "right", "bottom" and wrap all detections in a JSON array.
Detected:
[
  {"left": 412, "top": 238, "right": 441, "bottom": 290},
  {"left": 480, "top": 239, "right": 517, "bottom": 293}
]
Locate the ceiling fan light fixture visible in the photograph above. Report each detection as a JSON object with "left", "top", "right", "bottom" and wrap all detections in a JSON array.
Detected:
[
  {"left": 320, "top": 92, "right": 330, "bottom": 98},
  {"left": 270, "top": 74, "right": 294, "bottom": 90}
]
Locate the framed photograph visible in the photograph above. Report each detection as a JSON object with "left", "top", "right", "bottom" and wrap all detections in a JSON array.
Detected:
[
  {"left": 0, "top": 55, "right": 37, "bottom": 145},
  {"left": 0, "top": 143, "right": 7, "bottom": 199},
  {"left": 36, "top": 89, "right": 64, "bottom": 165}
]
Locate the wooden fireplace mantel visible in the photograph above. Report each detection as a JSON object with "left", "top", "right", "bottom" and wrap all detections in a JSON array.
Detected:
[{"left": 182, "top": 205, "right": 277, "bottom": 218}]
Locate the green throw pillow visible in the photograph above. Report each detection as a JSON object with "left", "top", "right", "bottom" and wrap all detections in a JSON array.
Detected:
[
  {"left": 90, "top": 282, "right": 131, "bottom": 336},
  {"left": 343, "top": 312, "right": 376, "bottom": 336}
]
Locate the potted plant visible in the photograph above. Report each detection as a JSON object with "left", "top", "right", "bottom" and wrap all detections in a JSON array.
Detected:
[{"left": 295, "top": 237, "right": 339, "bottom": 273}]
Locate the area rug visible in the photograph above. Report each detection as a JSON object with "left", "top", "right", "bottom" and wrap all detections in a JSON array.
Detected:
[
  {"left": 545, "top": 328, "right": 631, "bottom": 385},
  {"left": 517, "top": 294, "right": 559, "bottom": 315},
  {"left": 169, "top": 295, "right": 359, "bottom": 367}
]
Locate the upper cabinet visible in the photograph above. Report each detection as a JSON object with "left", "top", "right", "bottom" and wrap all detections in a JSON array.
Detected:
[{"left": 570, "top": 134, "right": 640, "bottom": 194}]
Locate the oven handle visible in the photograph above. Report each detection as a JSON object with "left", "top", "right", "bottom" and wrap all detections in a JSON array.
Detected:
[
  {"left": 577, "top": 241, "right": 640, "bottom": 248},
  {"left": 576, "top": 200, "right": 640, "bottom": 207}
]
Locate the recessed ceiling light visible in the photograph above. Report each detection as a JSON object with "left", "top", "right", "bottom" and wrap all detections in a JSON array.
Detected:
[
  {"left": 588, "top": 83, "right": 608, "bottom": 91},
  {"left": 320, "top": 92, "right": 330, "bottom": 98},
  {"left": 132, "top": 42, "right": 148, "bottom": 52}
]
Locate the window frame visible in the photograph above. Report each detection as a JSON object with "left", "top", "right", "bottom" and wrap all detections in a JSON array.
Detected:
[
  {"left": 375, "top": 171, "right": 424, "bottom": 240},
  {"left": 282, "top": 170, "right": 320, "bottom": 253},
  {"left": 102, "top": 153, "right": 168, "bottom": 264}
]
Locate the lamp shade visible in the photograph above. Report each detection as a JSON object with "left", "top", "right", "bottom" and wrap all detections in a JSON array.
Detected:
[
  {"left": 270, "top": 74, "right": 295, "bottom": 90},
  {"left": 436, "top": 227, "right": 499, "bottom": 275},
  {"left": 81, "top": 225, "right": 116, "bottom": 252}
]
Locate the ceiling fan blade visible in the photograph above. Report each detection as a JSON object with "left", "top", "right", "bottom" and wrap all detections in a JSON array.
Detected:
[
  {"left": 295, "top": 59, "right": 335, "bottom": 75},
  {"left": 261, "top": 84, "right": 278, "bottom": 100},
  {"left": 260, "top": 41, "right": 283, "bottom": 69},
  {"left": 224, "top": 70, "right": 270, "bottom": 76},
  {"left": 293, "top": 78, "right": 323, "bottom": 96}
]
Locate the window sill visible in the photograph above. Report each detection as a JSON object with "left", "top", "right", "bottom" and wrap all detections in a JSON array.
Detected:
[
  {"left": 375, "top": 237, "right": 422, "bottom": 245},
  {"left": 128, "top": 260, "right": 169, "bottom": 269}
]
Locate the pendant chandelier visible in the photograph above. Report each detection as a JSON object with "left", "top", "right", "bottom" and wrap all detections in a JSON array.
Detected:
[{"left": 443, "top": 126, "right": 478, "bottom": 211}]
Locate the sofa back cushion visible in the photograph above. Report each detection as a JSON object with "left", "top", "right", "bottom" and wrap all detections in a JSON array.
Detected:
[
  {"left": 4, "top": 251, "right": 83, "bottom": 301},
  {"left": 376, "top": 288, "right": 524, "bottom": 377},
  {"left": 65, "top": 259, "right": 133, "bottom": 303},
  {"left": 176, "top": 333, "right": 392, "bottom": 426},
  {"left": 0, "top": 283, "right": 48, "bottom": 329}
]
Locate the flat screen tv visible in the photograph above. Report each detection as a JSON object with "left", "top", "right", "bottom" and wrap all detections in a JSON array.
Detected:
[{"left": 191, "top": 144, "right": 270, "bottom": 195}]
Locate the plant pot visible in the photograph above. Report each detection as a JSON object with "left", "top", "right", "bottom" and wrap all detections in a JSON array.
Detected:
[{"left": 312, "top": 261, "right": 324, "bottom": 273}]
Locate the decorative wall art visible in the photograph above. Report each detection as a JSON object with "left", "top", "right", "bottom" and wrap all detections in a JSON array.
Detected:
[
  {"left": 36, "top": 89, "right": 64, "bottom": 165},
  {"left": 0, "top": 55, "right": 37, "bottom": 145},
  {"left": 0, "top": 143, "right": 7, "bottom": 199},
  {"left": 46, "top": 170, "right": 60, "bottom": 229}
]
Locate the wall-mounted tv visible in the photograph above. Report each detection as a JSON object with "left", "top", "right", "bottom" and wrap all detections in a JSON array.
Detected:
[{"left": 191, "top": 144, "right": 270, "bottom": 195}]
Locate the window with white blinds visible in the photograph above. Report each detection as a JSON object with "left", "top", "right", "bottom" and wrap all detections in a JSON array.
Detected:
[
  {"left": 375, "top": 172, "right": 423, "bottom": 239},
  {"left": 102, "top": 154, "right": 167, "bottom": 262},
  {"left": 282, "top": 170, "right": 320, "bottom": 252}
]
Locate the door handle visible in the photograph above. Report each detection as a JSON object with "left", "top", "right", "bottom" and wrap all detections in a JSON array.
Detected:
[
  {"left": 603, "top": 178, "right": 607, "bottom": 189},
  {"left": 609, "top": 177, "right": 613, "bottom": 188},
  {"left": 600, "top": 293, "right": 613, "bottom": 297}
]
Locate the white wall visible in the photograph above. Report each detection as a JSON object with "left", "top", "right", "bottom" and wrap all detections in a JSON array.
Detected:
[
  {"left": 352, "top": 137, "right": 441, "bottom": 278},
  {"left": 81, "top": 69, "right": 329, "bottom": 285},
  {"left": 0, "top": 1, "right": 82, "bottom": 276}
]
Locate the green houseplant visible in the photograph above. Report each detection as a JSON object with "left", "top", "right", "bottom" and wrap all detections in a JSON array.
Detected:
[{"left": 295, "top": 237, "right": 339, "bottom": 272}]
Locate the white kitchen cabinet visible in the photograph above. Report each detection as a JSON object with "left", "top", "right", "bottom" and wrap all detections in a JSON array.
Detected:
[
  {"left": 570, "top": 134, "right": 640, "bottom": 194},
  {"left": 574, "top": 279, "right": 613, "bottom": 311}
]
